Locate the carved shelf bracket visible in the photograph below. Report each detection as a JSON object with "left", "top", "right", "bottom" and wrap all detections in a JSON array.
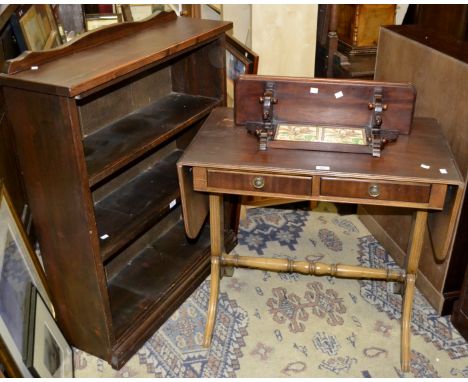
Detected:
[
  {"left": 246, "top": 81, "right": 278, "bottom": 150},
  {"left": 367, "top": 87, "right": 399, "bottom": 157}
]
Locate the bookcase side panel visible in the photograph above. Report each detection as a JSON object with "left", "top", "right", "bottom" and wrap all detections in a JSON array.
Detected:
[{"left": 2, "top": 87, "right": 114, "bottom": 360}]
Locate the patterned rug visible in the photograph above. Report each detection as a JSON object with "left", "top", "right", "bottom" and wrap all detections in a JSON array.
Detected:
[{"left": 74, "top": 203, "right": 468, "bottom": 378}]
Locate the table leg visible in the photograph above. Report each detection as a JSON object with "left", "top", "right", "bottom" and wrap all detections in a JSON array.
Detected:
[
  {"left": 203, "top": 194, "right": 224, "bottom": 347},
  {"left": 401, "top": 210, "right": 427, "bottom": 372}
]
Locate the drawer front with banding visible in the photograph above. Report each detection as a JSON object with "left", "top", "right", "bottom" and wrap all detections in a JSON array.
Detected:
[
  {"left": 206, "top": 170, "right": 312, "bottom": 197},
  {"left": 320, "top": 177, "right": 431, "bottom": 203}
]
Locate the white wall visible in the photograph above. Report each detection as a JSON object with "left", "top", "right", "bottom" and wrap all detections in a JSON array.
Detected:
[
  {"left": 252, "top": 5, "right": 317, "bottom": 76},
  {"left": 222, "top": 4, "right": 252, "bottom": 47},
  {"left": 222, "top": 4, "right": 318, "bottom": 77}
]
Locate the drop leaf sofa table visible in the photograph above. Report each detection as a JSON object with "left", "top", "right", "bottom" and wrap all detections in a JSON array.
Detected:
[{"left": 177, "top": 75, "right": 464, "bottom": 372}]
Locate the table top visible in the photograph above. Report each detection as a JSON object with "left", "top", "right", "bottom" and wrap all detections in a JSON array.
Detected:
[{"left": 179, "top": 107, "right": 463, "bottom": 186}]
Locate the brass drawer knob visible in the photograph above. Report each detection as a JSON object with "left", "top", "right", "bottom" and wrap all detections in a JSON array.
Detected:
[
  {"left": 252, "top": 176, "right": 265, "bottom": 189},
  {"left": 368, "top": 184, "right": 380, "bottom": 198}
]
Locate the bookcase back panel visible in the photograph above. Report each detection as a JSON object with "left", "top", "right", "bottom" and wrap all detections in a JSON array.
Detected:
[
  {"left": 78, "top": 65, "right": 173, "bottom": 137},
  {"left": 104, "top": 205, "right": 182, "bottom": 277},
  {"left": 91, "top": 141, "right": 177, "bottom": 202}
]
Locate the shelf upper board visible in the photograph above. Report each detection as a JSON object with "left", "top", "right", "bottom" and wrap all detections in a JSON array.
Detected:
[
  {"left": 0, "top": 15, "right": 232, "bottom": 97},
  {"left": 84, "top": 92, "right": 218, "bottom": 186},
  {"left": 96, "top": 149, "right": 182, "bottom": 262}
]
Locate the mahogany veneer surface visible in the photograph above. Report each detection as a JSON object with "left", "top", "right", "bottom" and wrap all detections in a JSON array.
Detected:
[
  {"left": 3, "top": 16, "right": 232, "bottom": 96},
  {"left": 181, "top": 108, "right": 461, "bottom": 185}
]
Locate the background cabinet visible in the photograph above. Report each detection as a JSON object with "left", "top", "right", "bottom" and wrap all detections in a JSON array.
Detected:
[
  {"left": 315, "top": 4, "right": 397, "bottom": 79},
  {"left": 336, "top": 4, "right": 396, "bottom": 55},
  {"left": 403, "top": 4, "right": 468, "bottom": 41},
  {"left": 358, "top": 25, "right": 468, "bottom": 315},
  {"left": 0, "top": 12, "right": 233, "bottom": 368}
]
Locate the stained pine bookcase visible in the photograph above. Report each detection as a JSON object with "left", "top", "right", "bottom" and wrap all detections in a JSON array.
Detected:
[{"left": 0, "top": 12, "right": 232, "bottom": 368}]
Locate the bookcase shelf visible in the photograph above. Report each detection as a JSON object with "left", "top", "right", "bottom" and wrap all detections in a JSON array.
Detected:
[
  {"left": 108, "top": 217, "right": 211, "bottom": 340},
  {"left": 95, "top": 148, "right": 183, "bottom": 262},
  {"left": 0, "top": 13, "right": 233, "bottom": 369},
  {"left": 84, "top": 92, "right": 219, "bottom": 186}
]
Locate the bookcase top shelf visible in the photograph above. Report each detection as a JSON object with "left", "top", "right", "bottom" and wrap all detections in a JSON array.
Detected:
[{"left": 0, "top": 12, "right": 232, "bottom": 97}]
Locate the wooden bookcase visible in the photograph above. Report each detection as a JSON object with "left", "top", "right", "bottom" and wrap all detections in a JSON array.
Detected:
[{"left": 0, "top": 12, "right": 232, "bottom": 368}]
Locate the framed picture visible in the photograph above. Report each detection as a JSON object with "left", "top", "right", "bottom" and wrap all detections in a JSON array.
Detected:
[
  {"left": 226, "top": 34, "right": 258, "bottom": 75},
  {"left": 0, "top": 335, "right": 22, "bottom": 377},
  {"left": 0, "top": 182, "right": 54, "bottom": 377},
  {"left": 226, "top": 34, "right": 259, "bottom": 107},
  {"left": 16, "top": 5, "right": 61, "bottom": 51},
  {"left": 23, "top": 284, "right": 73, "bottom": 378},
  {"left": 85, "top": 13, "right": 123, "bottom": 31},
  {"left": 53, "top": 4, "right": 86, "bottom": 42}
]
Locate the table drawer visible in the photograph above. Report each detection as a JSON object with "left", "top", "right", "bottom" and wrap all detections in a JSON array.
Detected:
[
  {"left": 207, "top": 170, "right": 312, "bottom": 196},
  {"left": 320, "top": 177, "right": 431, "bottom": 203}
]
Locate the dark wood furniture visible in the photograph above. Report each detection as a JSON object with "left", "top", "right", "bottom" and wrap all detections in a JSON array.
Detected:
[
  {"left": 359, "top": 25, "right": 468, "bottom": 315},
  {"left": 336, "top": 4, "right": 396, "bottom": 56},
  {"left": 0, "top": 91, "right": 25, "bottom": 216},
  {"left": 0, "top": 12, "right": 233, "bottom": 369},
  {"left": 315, "top": 5, "right": 395, "bottom": 79},
  {"left": 332, "top": 52, "right": 376, "bottom": 80},
  {"left": 404, "top": 4, "right": 468, "bottom": 41},
  {"left": 178, "top": 103, "right": 463, "bottom": 372},
  {"left": 315, "top": 4, "right": 337, "bottom": 78},
  {"left": 334, "top": 4, "right": 395, "bottom": 80},
  {"left": 235, "top": 75, "right": 414, "bottom": 217}
]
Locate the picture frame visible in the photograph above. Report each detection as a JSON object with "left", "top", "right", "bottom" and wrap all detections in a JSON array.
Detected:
[
  {"left": 0, "top": 182, "right": 55, "bottom": 377},
  {"left": 226, "top": 34, "right": 258, "bottom": 75},
  {"left": 225, "top": 34, "right": 259, "bottom": 107},
  {"left": 0, "top": 334, "right": 21, "bottom": 377},
  {"left": 23, "top": 284, "right": 73, "bottom": 378},
  {"left": 16, "top": 4, "right": 61, "bottom": 51},
  {"left": 85, "top": 13, "right": 123, "bottom": 31},
  {"left": 53, "top": 4, "right": 86, "bottom": 42}
]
